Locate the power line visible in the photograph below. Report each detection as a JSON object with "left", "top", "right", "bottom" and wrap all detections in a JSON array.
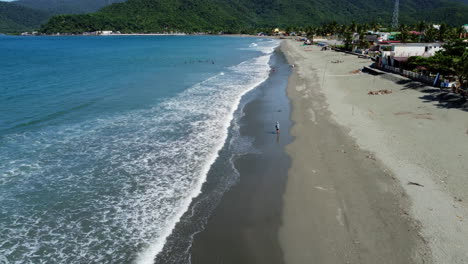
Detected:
[{"left": 392, "top": 0, "right": 399, "bottom": 29}]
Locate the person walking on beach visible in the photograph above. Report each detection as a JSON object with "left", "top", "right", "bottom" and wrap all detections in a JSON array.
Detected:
[{"left": 275, "top": 121, "right": 280, "bottom": 134}]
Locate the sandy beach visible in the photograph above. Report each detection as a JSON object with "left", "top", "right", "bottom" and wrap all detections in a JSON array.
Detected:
[
  {"left": 186, "top": 50, "right": 292, "bottom": 264},
  {"left": 176, "top": 38, "right": 468, "bottom": 264},
  {"left": 280, "top": 39, "right": 468, "bottom": 263}
]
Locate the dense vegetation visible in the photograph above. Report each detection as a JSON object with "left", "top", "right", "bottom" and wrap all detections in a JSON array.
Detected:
[
  {"left": 0, "top": 0, "right": 125, "bottom": 33},
  {"left": 15, "top": 0, "right": 126, "bottom": 15},
  {"left": 0, "top": 1, "right": 50, "bottom": 33},
  {"left": 39, "top": 0, "right": 468, "bottom": 34},
  {"left": 304, "top": 21, "right": 467, "bottom": 44},
  {"left": 40, "top": 0, "right": 255, "bottom": 34}
]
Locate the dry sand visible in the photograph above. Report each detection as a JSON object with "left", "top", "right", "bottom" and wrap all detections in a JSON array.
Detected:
[{"left": 280, "top": 40, "right": 468, "bottom": 264}]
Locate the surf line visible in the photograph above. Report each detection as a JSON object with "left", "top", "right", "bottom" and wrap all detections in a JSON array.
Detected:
[{"left": 134, "top": 46, "right": 278, "bottom": 264}]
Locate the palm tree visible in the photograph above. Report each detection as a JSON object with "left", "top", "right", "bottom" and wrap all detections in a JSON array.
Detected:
[
  {"left": 328, "top": 21, "right": 338, "bottom": 37},
  {"left": 417, "top": 21, "right": 427, "bottom": 33},
  {"left": 457, "top": 50, "right": 468, "bottom": 89},
  {"left": 362, "top": 23, "right": 370, "bottom": 32},
  {"left": 438, "top": 23, "right": 448, "bottom": 42},
  {"left": 454, "top": 26, "right": 466, "bottom": 40},
  {"left": 425, "top": 25, "right": 437, "bottom": 42},
  {"left": 369, "top": 21, "right": 381, "bottom": 32},
  {"left": 398, "top": 24, "right": 409, "bottom": 42},
  {"left": 306, "top": 26, "right": 316, "bottom": 42},
  {"left": 357, "top": 24, "right": 366, "bottom": 47},
  {"left": 349, "top": 21, "right": 358, "bottom": 33},
  {"left": 416, "top": 21, "right": 427, "bottom": 42},
  {"left": 337, "top": 24, "right": 347, "bottom": 35},
  {"left": 296, "top": 26, "right": 304, "bottom": 35},
  {"left": 343, "top": 31, "right": 353, "bottom": 50},
  {"left": 318, "top": 25, "right": 327, "bottom": 37},
  {"left": 360, "top": 40, "right": 371, "bottom": 50}
]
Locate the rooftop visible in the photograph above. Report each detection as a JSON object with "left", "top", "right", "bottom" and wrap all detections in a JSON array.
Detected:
[{"left": 382, "top": 42, "right": 444, "bottom": 46}]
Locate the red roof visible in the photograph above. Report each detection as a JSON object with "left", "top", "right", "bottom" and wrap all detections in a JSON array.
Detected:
[
  {"left": 379, "top": 41, "right": 401, "bottom": 44},
  {"left": 393, "top": 57, "right": 409, "bottom": 62}
]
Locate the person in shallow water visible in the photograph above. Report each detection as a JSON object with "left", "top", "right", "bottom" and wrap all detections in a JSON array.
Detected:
[{"left": 275, "top": 121, "right": 280, "bottom": 134}]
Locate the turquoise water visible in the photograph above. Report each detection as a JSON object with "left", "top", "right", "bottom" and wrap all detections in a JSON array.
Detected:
[{"left": 0, "top": 35, "right": 279, "bottom": 263}]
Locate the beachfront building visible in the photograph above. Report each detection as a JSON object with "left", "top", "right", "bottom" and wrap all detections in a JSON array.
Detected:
[
  {"left": 378, "top": 42, "right": 444, "bottom": 67},
  {"left": 272, "top": 28, "right": 286, "bottom": 36},
  {"left": 365, "top": 34, "right": 378, "bottom": 44},
  {"left": 462, "top": 24, "right": 468, "bottom": 38},
  {"left": 369, "top": 32, "right": 400, "bottom": 42},
  {"left": 20, "top": 31, "right": 38, "bottom": 36},
  {"left": 98, "top": 31, "right": 113, "bottom": 35}
]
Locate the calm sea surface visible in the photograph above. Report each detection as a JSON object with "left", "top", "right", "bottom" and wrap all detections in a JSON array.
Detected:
[{"left": 0, "top": 35, "right": 279, "bottom": 263}]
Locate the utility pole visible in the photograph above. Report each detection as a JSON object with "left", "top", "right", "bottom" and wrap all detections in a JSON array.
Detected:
[{"left": 392, "top": 0, "right": 399, "bottom": 29}]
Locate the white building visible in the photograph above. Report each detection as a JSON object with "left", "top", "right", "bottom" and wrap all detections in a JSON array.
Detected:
[
  {"left": 377, "top": 32, "right": 390, "bottom": 42},
  {"left": 368, "top": 32, "right": 397, "bottom": 42},
  {"left": 98, "top": 31, "right": 113, "bottom": 35},
  {"left": 379, "top": 43, "right": 444, "bottom": 67}
]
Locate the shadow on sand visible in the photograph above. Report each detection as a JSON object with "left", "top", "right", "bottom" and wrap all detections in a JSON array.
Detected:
[
  {"left": 394, "top": 79, "right": 468, "bottom": 112},
  {"left": 362, "top": 68, "right": 468, "bottom": 112}
]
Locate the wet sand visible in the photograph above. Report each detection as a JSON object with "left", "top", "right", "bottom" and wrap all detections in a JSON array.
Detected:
[{"left": 189, "top": 50, "right": 292, "bottom": 263}]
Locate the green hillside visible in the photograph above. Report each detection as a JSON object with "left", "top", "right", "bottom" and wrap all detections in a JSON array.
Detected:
[
  {"left": 0, "top": 2, "right": 50, "bottom": 33},
  {"left": 39, "top": 0, "right": 468, "bottom": 34},
  {"left": 15, "top": 0, "right": 127, "bottom": 15}
]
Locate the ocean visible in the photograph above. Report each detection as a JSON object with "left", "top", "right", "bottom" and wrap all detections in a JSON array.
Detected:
[{"left": 0, "top": 35, "right": 280, "bottom": 263}]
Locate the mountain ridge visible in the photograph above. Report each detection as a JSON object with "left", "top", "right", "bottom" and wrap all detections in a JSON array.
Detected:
[
  {"left": 0, "top": 0, "right": 129, "bottom": 33},
  {"left": 14, "top": 0, "right": 127, "bottom": 15},
  {"left": 0, "top": 1, "right": 50, "bottom": 33},
  {"left": 39, "top": 0, "right": 468, "bottom": 34}
]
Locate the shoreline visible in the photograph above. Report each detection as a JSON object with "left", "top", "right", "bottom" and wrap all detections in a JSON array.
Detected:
[
  {"left": 280, "top": 39, "right": 468, "bottom": 263},
  {"left": 188, "top": 49, "right": 293, "bottom": 264},
  {"left": 148, "top": 45, "right": 292, "bottom": 264},
  {"left": 9, "top": 33, "right": 281, "bottom": 39},
  {"left": 133, "top": 39, "right": 281, "bottom": 264}
]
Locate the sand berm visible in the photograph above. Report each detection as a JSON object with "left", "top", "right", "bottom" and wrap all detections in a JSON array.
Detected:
[{"left": 279, "top": 39, "right": 468, "bottom": 264}]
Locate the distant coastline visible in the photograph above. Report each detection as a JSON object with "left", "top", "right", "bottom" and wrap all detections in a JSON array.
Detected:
[{"left": 14, "top": 32, "right": 284, "bottom": 39}]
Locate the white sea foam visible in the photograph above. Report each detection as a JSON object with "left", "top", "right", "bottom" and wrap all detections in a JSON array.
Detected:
[
  {"left": 135, "top": 40, "right": 279, "bottom": 264},
  {"left": 0, "top": 39, "right": 279, "bottom": 264},
  {"left": 242, "top": 40, "right": 279, "bottom": 54}
]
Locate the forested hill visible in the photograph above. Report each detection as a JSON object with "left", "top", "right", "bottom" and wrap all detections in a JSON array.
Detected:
[
  {"left": 15, "top": 0, "right": 127, "bottom": 15},
  {"left": 0, "top": 0, "right": 127, "bottom": 33},
  {"left": 39, "top": 0, "right": 468, "bottom": 34},
  {"left": 0, "top": 2, "right": 50, "bottom": 33}
]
